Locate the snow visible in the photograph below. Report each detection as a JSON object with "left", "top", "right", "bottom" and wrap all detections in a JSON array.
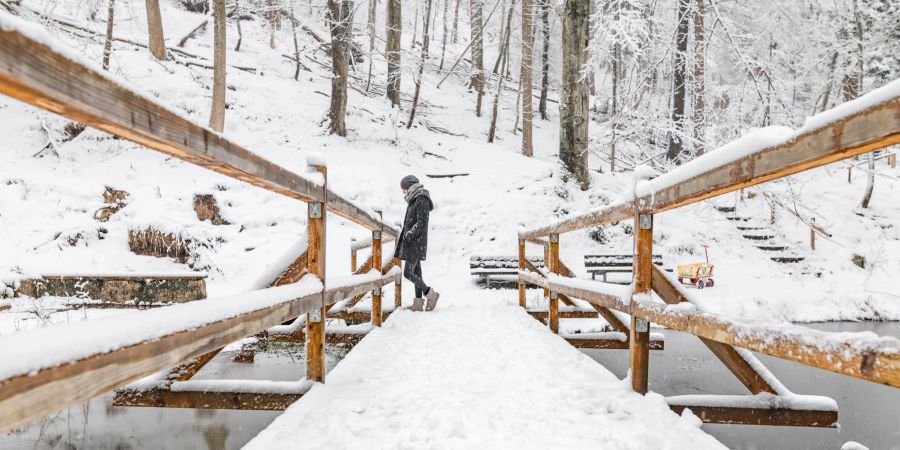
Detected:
[
  {"left": 841, "top": 441, "right": 871, "bottom": 450},
  {"left": 799, "top": 78, "right": 900, "bottom": 133},
  {"left": 667, "top": 392, "right": 837, "bottom": 412},
  {"left": 549, "top": 273, "right": 633, "bottom": 301},
  {"left": 249, "top": 235, "right": 308, "bottom": 290},
  {"left": 245, "top": 281, "right": 724, "bottom": 449},
  {"left": 0, "top": 276, "right": 322, "bottom": 381}
]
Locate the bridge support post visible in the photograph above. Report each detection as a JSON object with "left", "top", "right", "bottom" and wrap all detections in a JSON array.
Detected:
[
  {"left": 394, "top": 257, "right": 402, "bottom": 308},
  {"left": 306, "top": 165, "right": 327, "bottom": 383},
  {"left": 543, "top": 244, "right": 550, "bottom": 306},
  {"left": 548, "top": 234, "right": 560, "bottom": 333},
  {"left": 630, "top": 212, "right": 652, "bottom": 394},
  {"left": 518, "top": 239, "right": 526, "bottom": 308},
  {"left": 372, "top": 224, "right": 383, "bottom": 327},
  {"left": 351, "top": 248, "right": 357, "bottom": 272}
]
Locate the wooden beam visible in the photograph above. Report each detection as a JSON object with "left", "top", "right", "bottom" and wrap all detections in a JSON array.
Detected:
[
  {"left": 651, "top": 266, "right": 777, "bottom": 394},
  {"left": 305, "top": 166, "right": 327, "bottom": 383},
  {"left": 114, "top": 386, "right": 301, "bottom": 410},
  {"left": 548, "top": 234, "right": 560, "bottom": 334},
  {"left": 0, "top": 26, "right": 397, "bottom": 237},
  {"left": 527, "top": 310, "right": 599, "bottom": 320},
  {"left": 565, "top": 336, "right": 664, "bottom": 350},
  {"left": 668, "top": 404, "right": 837, "bottom": 428},
  {"left": 519, "top": 202, "right": 633, "bottom": 240},
  {"left": 518, "top": 239, "right": 526, "bottom": 308},
  {"left": 630, "top": 212, "right": 653, "bottom": 394},
  {"left": 269, "top": 330, "right": 369, "bottom": 346},
  {"left": 371, "top": 229, "right": 383, "bottom": 327},
  {"left": 327, "top": 309, "right": 392, "bottom": 324}
]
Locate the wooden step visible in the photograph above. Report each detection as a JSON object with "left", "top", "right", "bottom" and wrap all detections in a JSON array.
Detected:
[
  {"left": 756, "top": 245, "right": 788, "bottom": 251},
  {"left": 743, "top": 234, "right": 774, "bottom": 240},
  {"left": 715, "top": 206, "right": 736, "bottom": 213},
  {"left": 736, "top": 226, "right": 767, "bottom": 231},
  {"left": 726, "top": 217, "right": 750, "bottom": 222},
  {"left": 771, "top": 256, "right": 805, "bottom": 263}
]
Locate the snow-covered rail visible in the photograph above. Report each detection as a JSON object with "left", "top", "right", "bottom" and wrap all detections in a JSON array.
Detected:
[
  {"left": 516, "top": 80, "right": 900, "bottom": 428},
  {"left": 0, "top": 18, "right": 404, "bottom": 433}
]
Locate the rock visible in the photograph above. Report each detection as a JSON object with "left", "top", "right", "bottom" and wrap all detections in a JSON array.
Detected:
[
  {"left": 14, "top": 275, "right": 207, "bottom": 304},
  {"left": 193, "top": 194, "right": 230, "bottom": 225}
]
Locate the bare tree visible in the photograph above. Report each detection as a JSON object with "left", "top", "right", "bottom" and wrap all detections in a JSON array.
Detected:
[
  {"left": 440, "top": 0, "right": 450, "bottom": 69},
  {"left": 408, "top": 0, "right": 434, "bottom": 128},
  {"left": 102, "top": 0, "right": 115, "bottom": 71},
  {"left": 666, "top": 0, "right": 689, "bottom": 162},
  {"left": 209, "top": 0, "right": 226, "bottom": 132},
  {"left": 290, "top": 4, "right": 302, "bottom": 79},
  {"left": 234, "top": 0, "right": 243, "bottom": 52},
  {"left": 327, "top": 0, "right": 352, "bottom": 135},
  {"left": 144, "top": 0, "right": 166, "bottom": 60},
  {"left": 267, "top": 0, "right": 280, "bottom": 49},
  {"left": 366, "top": 0, "right": 378, "bottom": 90},
  {"left": 520, "top": 0, "right": 534, "bottom": 155},
  {"left": 452, "top": 0, "right": 461, "bottom": 43},
  {"left": 852, "top": 0, "right": 873, "bottom": 209},
  {"left": 470, "top": 0, "right": 485, "bottom": 116},
  {"left": 488, "top": 0, "right": 516, "bottom": 142},
  {"left": 691, "top": 0, "right": 705, "bottom": 155},
  {"left": 385, "top": 0, "right": 402, "bottom": 107},
  {"left": 559, "top": 0, "right": 589, "bottom": 189},
  {"left": 538, "top": 0, "right": 550, "bottom": 120},
  {"left": 492, "top": 0, "right": 514, "bottom": 75}
]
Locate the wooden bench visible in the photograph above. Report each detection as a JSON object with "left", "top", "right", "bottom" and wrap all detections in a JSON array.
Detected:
[
  {"left": 470, "top": 256, "right": 544, "bottom": 288},
  {"left": 585, "top": 254, "right": 663, "bottom": 282}
]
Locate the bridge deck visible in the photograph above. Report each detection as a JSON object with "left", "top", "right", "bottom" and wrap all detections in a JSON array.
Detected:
[{"left": 245, "top": 282, "right": 723, "bottom": 449}]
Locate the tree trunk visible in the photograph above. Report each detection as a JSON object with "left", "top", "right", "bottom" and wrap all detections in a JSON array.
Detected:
[
  {"left": 440, "top": 0, "right": 449, "bottom": 69},
  {"left": 666, "top": 0, "right": 689, "bottom": 162},
  {"left": 408, "top": 0, "right": 434, "bottom": 128},
  {"left": 691, "top": 0, "right": 705, "bottom": 156},
  {"left": 290, "top": 5, "right": 302, "bottom": 79},
  {"left": 452, "top": 0, "right": 461, "bottom": 43},
  {"left": 327, "top": 0, "right": 352, "bottom": 135},
  {"left": 411, "top": 3, "right": 419, "bottom": 48},
  {"left": 102, "top": 0, "right": 115, "bottom": 71},
  {"left": 366, "top": 0, "right": 377, "bottom": 91},
  {"left": 852, "top": 0, "right": 874, "bottom": 209},
  {"left": 538, "top": 0, "right": 550, "bottom": 120},
  {"left": 520, "top": 0, "right": 534, "bottom": 156},
  {"left": 144, "top": 0, "right": 166, "bottom": 60},
  {"left": 488, "top": 0, "right": 514, "bottom": 143},
  {"left": 470, "top": 0, "right": 485, "bottom": 116},
  {"left": 610, "top": 42, "right": 618, "bottom": 173},
  {"left": 491, "top": 0, "right": 513, "bottom": 75},
  {"left": 209, "top": 0, "right": 226, "bottom": 132},
  {"left": 385, "top": 0, "right": 402, "bottom": 107},
  {"left": 267, "top": 0, "right": 278, "bottom": 49},
  {"left": 234, "top": 0, "right": 243, "bottom": 52},
  {"left": 559, "top": 0, "right": 589, "bottom": 189}
]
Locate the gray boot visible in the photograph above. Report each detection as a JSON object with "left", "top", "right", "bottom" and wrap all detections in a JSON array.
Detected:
[
  {"left": 425, "top": 288, "right": 440, "bottom": 311},
  {"left": 410, "top": 297, "right": 425, "bottom": 312}
]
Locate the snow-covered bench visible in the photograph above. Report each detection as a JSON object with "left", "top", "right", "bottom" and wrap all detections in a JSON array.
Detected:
[
  {"left": 585, "top": 254, "right": 663, "bottom": 282},
  {"left": 470, "top": 256, "right": 544, "bottom": 288}
]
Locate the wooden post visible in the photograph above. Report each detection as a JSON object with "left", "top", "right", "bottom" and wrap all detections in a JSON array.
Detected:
[
  {"left": 810, "top": 218, "right": 816, "bottom": 250},
  {"left": 630, "top": 212, "right": 652, "bottom": 394},
  {"left": 394, "top": 257, "right": 402, "bottom": 308},
  {"left": 351, "top": 248, "right": 357, "bottom": 272},
  {"left": 306, "top": 165, "right": 327, "bottom": 383},
  {"left": 371, "top": 227, "right": 383, "bottom": 327},
  {"left": 890, "top": 153, "right": 896, "bottom": 169},
  {"left": 518, "top": 239, "right": 526, "bottom": 308},
  {"left": 848, "top": 166, "right": 852, "bottom": 183},
  {"left": 548, "top": 233, "right": 560, "bottom": 333},
  {"left": 543, "top": 244, "right": 550, "bottom": 302}
]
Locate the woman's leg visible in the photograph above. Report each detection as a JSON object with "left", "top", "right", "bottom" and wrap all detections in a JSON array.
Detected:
[{"left": 403, "top": 260, "right": 429, "bottom": 297}]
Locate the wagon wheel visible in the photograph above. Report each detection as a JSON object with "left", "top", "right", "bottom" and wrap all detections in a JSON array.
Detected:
[
  {"left": 706, "top": 279, "right": 715, "bottom": 288},
  {"left": 697, "top": 278, "right": 705, "bottom": 290}
]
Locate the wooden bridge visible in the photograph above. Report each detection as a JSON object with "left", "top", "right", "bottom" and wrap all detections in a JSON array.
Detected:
[{"left": 1, "top": 19, "right": 900, "bottom": 447}]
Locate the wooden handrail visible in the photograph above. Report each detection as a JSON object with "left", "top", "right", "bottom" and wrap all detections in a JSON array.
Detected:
[
  {"left": 0, "top": 271, "right": 399, "bottom": 433},
  {"left": 519, "top": 84, "right": 900, "bottom": 239},
  {"left": 0, "top": 24, "right": 398, "bottom": 238}
]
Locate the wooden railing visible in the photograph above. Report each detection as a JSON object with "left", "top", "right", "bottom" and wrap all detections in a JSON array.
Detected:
[
  {"left": 0, "top": 23, "right": 400, "bottom": 432},
  {"left": 517, "top": 82, "right": 900, "bottom": 427}
]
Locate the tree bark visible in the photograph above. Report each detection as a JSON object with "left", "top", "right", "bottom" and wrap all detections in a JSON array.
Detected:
[
  {"left": 267, "top": 0, "right": 278, "bottom": 49},
  {"left": 470, "top": 0, "right": 485, "bottom": 116},
  {"left": 366, "top": 0, "right": 377, "bottom": 91},
  {"left": 440, "top": 0, "right": 449, "bottom": 69},
  {"left": 852, "top": 0, "right": 873, "bottom": 209},
  {"left": 290, "top": 5, "right": 302, "bottom": 79},
  {"left": 327, "top": 0, "right": 352, "bottom": 135},
  {"left": 144, "top": 0, "right": 166, "bottom": 60},
  {"left": 234, "top": 0, "right": 243, "bottom": 52},
  {"left": 538, "top": 0, "right": 550, "bottom": 120},
  {"left": 559, "top": 0, "right": 589, "bottom": 189},
  {"left": 452, "top": 0, "right": 461, "bottom": 43},
  {"left": 102, "top": 0, "right": 115, "bottom": 71},
  {"left": 666, "top": 0, "right": 689, "bottom": 162},
  {"left": 208, "top": 0, "right": 226, "bottom": 132},
  {"left": 385, "top": 0, "right": 402, "bottom": 107},
  {"left": 408, "top": 0, "right": 434, "bottom": 128},
  {"left": 691, "top": 0, "right": 705, "bottom": 156},
  {"left": 520, "top": 0, "right": 534, "bottom": 156}
]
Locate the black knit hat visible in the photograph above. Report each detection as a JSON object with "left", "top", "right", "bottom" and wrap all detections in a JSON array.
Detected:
[{"left": 400, "top": 175, "right": 420, "bottom": 190}]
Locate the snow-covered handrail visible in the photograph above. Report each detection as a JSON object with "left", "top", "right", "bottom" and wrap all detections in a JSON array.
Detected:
[
  {"left": 351, "top": 236, "right": 396, "bottom": 252},
  {"left": 0, "top": 268, "right": 401, "bottom": 433},
  {"left": 518, "top": 79, "right": 900, "bottom": 239},
  {"left": 0, "top": 16, "right": 398, "bottom": 238}
]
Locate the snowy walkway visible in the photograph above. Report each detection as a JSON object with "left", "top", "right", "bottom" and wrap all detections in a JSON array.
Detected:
[{"left": 245, "top": 280, "right": 724, "bottom": 449}]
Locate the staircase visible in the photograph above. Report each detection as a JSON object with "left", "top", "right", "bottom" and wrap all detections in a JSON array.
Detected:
[{"left": 714, "top": 206, "right": 811, "bottom": 267}]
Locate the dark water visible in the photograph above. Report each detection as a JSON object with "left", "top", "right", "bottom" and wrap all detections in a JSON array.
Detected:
[
  {"left": 0, "top": 344, "right": 347, "bottom": 450},
  {"left": 2, "top": 324, "right": 897, "bottom": 449},
  {"left": 582, "top": 321, "right": 900, "bottom": 450}
]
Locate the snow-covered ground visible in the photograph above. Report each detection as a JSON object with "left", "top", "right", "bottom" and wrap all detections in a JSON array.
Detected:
[{"left": 245, "top": 278, "right": 725, "bottom": 450}]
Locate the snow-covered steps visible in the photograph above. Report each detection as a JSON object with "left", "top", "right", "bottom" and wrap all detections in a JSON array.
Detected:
[
  {"left": 742, "top": 233, "right": 775, "bottom": 240},
  {"left": 771, "top": 256, "right": 806, "bottom": 264}
]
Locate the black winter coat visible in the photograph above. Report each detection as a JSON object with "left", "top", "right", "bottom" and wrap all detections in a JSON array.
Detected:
[{"left": 394, "top": 192, "right": 433, "bottom": 261}]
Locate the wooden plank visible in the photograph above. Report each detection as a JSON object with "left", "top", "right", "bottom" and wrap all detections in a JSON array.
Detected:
[
  {"left": 668, "top": 404, "right": 837, "bottom": 428},
  {"left": 269, "top": 330, "right": 369, "bottom": 346},
  {"left": 114, "top": 387, "right": 300, "bottom": 410},
  {"left": 0, "top": 289, "right": 323, "bottom": 433},
  {"left": 518, "top": 239, "right": 526, "bottom": 308},
  {"left": 305, "top": 165, "right": 327, "bottom": 383},
  {"left": 630, "top": 213, "right": 652, "bottom": 394},
  {"left": 327, "top": 309, "right": 392, "bottom": 324},
  {"left": 651, "top": 266, "right": 777, "bottom": 394},
  {"left": 527, "top": 310, "right": 599, "bottom": 320},
  {"left": 548, "top": 234, "right": 560, "bottom": 334},
  {"left": 394, "top": 258, "right": 402, "bottom": 308},
  {"left": 631, "top": 300, "right": 900, "bottom": 388},
  {"left": 565, "top": 337, "right": 664, "bottom": 350},
  {"left": 519, "top": 202, "right": 634, "bottom": 240},
  {"left": 0, "top": 26, "right": 397, "bottom": 238}
]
